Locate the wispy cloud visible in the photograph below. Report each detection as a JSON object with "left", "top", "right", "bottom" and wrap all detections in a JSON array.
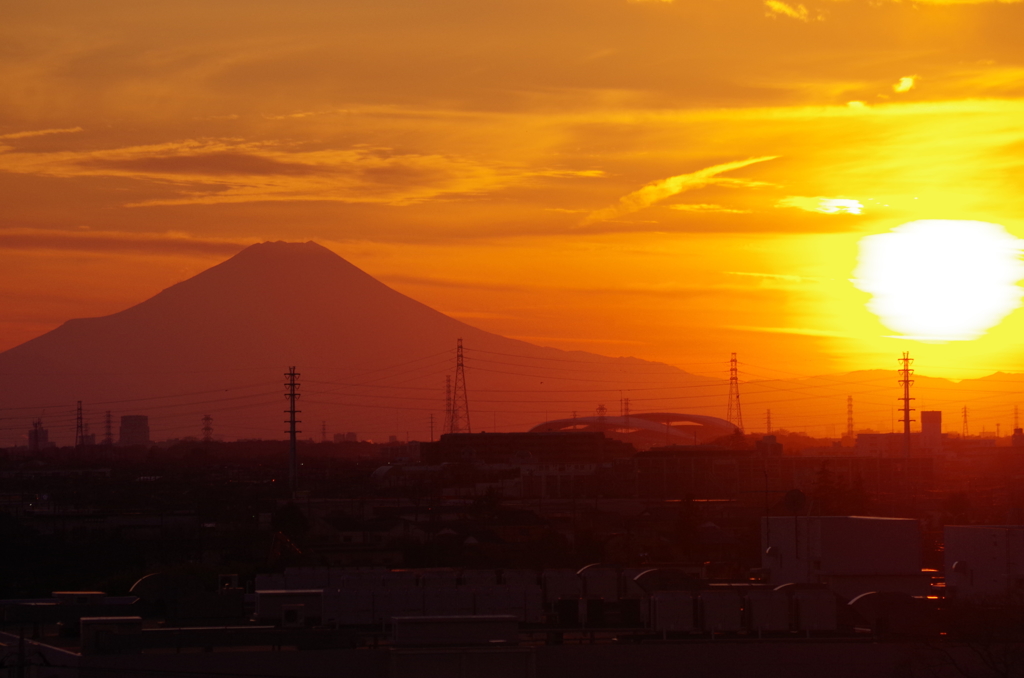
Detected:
[
  {"left": 726, "top": 271, "right": 818, "bottom": 283},
  {"left": 727, "top": 325, "right": 848, "bottom": 338},
  {"left": 582, "top": 156, "right": 777, "bottom": 225},
  {"left": 669, "top": 203, "right": 751, "bottom": 214},
  {"left": 0, "top": 138, "right": 599, "bottom": 208},
  {"left": 898, "top": 0, "right": 1022, "bottom": 4},
  {"left": 893, "top": 75, "right": 917, "bottom": 93},
  {"left": 0, "top": 228, "right": 248, "bottom": 257},
  {"left": 765, "top": 0, "right": 812, "bottom": 21},
  {"left": 777, "top": 196, "right": 864, "bottom": 214},
  {"left": 0, "top": 127, "right": 83, "bottom": 141}
]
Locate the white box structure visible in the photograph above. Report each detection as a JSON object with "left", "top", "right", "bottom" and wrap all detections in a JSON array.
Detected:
[
  {"left": 699, "top": 590, "right": 742, "bottom": 632},
  {"left": 650, "top": 592, "right": 695, "bottom": 632},
  {"left": 945, "top": 525, "right": 1024, "bottom": 605},
  {"left": 762, "top": 516, "right": 927, "bottom": 599},
  {"left": 746, "top": 589, "right": 790, "bottom": 632}
]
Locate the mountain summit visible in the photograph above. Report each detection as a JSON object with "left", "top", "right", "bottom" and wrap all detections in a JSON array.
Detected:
[{"left": 0, "top": 242, "right": 706, "bottom": 443}]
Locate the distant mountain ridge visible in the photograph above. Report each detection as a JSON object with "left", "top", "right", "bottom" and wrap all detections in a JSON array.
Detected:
[
  {"left": 0, "top": 242, "right": 717, "bottom": 444},
  {"left": 1, "top": 241, "right": 1021, "bottom": 446}
]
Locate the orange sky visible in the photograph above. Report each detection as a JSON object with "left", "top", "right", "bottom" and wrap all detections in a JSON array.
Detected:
[{"left": 4, "top": 0, "right": 1024, "bottom": 381}]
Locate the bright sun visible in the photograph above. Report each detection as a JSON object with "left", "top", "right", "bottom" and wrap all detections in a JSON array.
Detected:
[{"left": 853, "top": 220, "right": 1024, "bottom": 342}]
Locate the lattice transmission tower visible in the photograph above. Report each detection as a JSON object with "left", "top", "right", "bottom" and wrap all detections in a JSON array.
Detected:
[
  {"left": 846, "top": 395, "right": 854, "bottom": 439},
  {"left": 448, "top": 339, "right": 471, "bottom": 433},
  {"left": 202, "top": 414, "right": 214, "bottom": 443},
  {"left": 898, "top": 352, "right": 915, "bottom": 458},
  {"left": 726, "top": 353, "right": 744, "bottom": 433},
  {"left": 284, "top": 367, "right": 301, "bottom": 494}
]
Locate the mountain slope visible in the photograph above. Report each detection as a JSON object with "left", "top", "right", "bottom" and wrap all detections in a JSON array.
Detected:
[{"left": 0, "top": 242, "right": 720, "bottom": 444}]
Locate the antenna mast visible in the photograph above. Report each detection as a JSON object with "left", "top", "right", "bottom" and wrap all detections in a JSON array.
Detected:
[
  {"left": 284, "top": 367, "right": 301, "bottom": 495},
  {"left": 898, "top": 352, "right": 915, "bottom": 458},
  {"left": 726, "top": 353, "right": 744, "bottom": 433}
]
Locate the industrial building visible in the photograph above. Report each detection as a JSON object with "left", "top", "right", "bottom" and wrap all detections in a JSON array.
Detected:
[{"left": 117, "top": 415, "right": 150, "bottom": 446}]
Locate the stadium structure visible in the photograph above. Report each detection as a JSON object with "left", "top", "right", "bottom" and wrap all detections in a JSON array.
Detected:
[{"left": 528, "top": 412, "right": 740, "bottom": 450}]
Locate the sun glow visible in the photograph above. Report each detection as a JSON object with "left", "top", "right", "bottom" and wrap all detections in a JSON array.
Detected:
[{"left": 853, "top": 220, "right": 1024, "bottom": 342}]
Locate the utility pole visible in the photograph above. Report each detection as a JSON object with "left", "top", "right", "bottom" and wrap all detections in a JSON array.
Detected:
[
  {"left": 846, "top": 395, "right": 854, "bottom": 439},
  {"left": 449, "top": 338, "right": 471, "bottom": 433},
  {"left": 75, "top": 401, "right": 84, "bottom": 450},
  {"left": 962, "top": 406, "right": 969, "bottom": 438},
  {"left": 201, "top": 414, "right": 213, "bottom": 443},
  {"left": 284, "top": 367, "right": 301, "bottom": 495},
  {"left": 443, "top": 375, "right": 453, "bottom": 434},
  {"left": 726, "top": 353, "right": 744, "bottom": 432},
  {"left": 104, "top": 410, "right": 113, "bottom": 446},
  {"left": 898, "top": 352, "right": 915, "bottom": 458},
  {"left": 623, "top": 397, "right": 630, "bottom": 434}
]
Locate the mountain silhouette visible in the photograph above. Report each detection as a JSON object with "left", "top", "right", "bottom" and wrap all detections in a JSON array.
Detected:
[
  {"left": 6, "top": 241, "right": 1018, "bottom": 446},
  {"left": 0, "top": 242, "right": 718, "bottom": 444}
]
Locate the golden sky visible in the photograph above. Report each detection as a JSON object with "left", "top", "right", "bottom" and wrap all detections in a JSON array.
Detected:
[{"left": 4, "top": 0, "right": 1024, "bottom": 381}]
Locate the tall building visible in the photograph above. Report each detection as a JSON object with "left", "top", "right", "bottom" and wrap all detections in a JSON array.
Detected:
[
  {"left": 28, "top": 419, "right": 49, "bottom": 451},
  {"left": 920, "top": 411, "right": 942, "bottom": 455},
  {"left": 118, "top": 415, "right": 150, "bottom": 446}
]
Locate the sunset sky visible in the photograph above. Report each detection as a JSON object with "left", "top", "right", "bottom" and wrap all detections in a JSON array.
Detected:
[{"left": 4, "top": 0, "right": 1024, "bottom": 382}]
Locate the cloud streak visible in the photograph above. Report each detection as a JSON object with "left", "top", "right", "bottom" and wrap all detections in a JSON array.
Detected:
[
  {"left": 765, "top": 0, "right": 812, "bottom": 21},
  {"left": 581, "top": 156, "right": 777, "bottom": 225},
  {"left": 669, "top": 203, "right": 751, "bottom": 214},
  {"left": 0, "top": 138, "right": 601, "bottom": 208},
  {"left": 777, "top": 196, "right": 864, "bottom": 214},
  {"left": 0, "top": 228, "right": 248, "bottom": 257},
  {"left": 0, "top": 127, "right": 83, "bottom": 141}
]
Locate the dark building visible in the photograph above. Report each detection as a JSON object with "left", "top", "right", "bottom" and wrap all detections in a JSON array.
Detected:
[
  {"left": 118, "top": 415, "right": 150, "bottom": 446},
  {"left": 419, "top": 431, "right": 635, "bottom": 465},
  {"left": 28, "top": 419, "right": 50, "bottom": 451}
]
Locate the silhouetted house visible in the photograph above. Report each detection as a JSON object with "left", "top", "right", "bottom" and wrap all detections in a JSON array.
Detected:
[
  {"left": 119, "top": 415, "right": 150, "bottom": 446},
  {"left": 420, "top": 431, "right": 634, "bottom": 465},
  {"left": 755, "top": 435, "right": 783, "bottom": 457}
]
